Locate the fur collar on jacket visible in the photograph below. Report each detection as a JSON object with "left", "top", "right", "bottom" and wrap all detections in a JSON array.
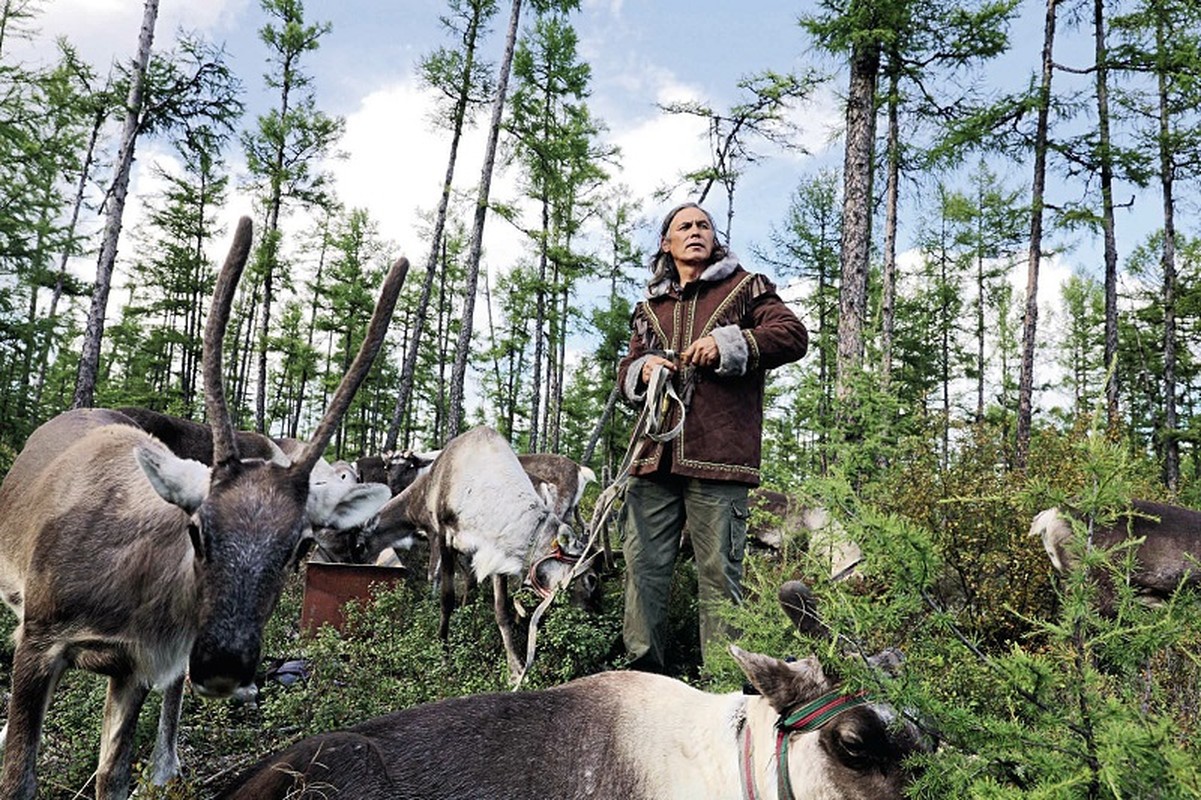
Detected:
[{"left": 647, "top": 252, "right": 742, "bottom": 298}]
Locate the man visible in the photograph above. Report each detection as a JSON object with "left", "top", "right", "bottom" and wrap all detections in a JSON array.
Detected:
[{"left": 618, "top": 202, "right": 808, "bottom": 673}]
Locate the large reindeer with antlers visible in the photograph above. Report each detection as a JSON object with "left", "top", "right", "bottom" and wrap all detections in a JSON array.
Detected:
[{"left": 0, "top": 218, "right": 408, "bottom": 800}]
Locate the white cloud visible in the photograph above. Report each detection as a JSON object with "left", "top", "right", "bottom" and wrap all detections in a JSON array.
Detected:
[
  {"left": 11, "top": 0, "right": 249, "bottom": 69},
  {"left": 328, "top": 78, "right": 527, "bottom": 274}
]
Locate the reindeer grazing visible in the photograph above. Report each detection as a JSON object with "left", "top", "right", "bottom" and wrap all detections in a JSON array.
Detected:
[
  {"left": 217, "top": 593, "right": 931, "bottom": 800},
  {"left": 356, "top": 449, "right": 440, "bottom": 495},
  {"left": 0, "top": 218, "right": 408, "bottom": 800},
  {"left": 1030, "top": 498, "right": 1201, "bottom": 613},
  {"left": 350, "top": 426, "right": 592, "bottom": 680}
]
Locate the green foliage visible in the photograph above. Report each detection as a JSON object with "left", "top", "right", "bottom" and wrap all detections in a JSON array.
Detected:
[{"left": 790, "top": 422, "right": 1201, "bottom": 798}]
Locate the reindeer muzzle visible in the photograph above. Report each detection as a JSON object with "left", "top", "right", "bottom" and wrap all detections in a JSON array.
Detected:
[{"left": 189, "top": 646, "right": 259, "bottom": 699}]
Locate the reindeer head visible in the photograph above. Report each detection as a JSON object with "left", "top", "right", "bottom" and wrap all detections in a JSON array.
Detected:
[{"left": 135, "top": 218, "right": 407, "bottom": 698}]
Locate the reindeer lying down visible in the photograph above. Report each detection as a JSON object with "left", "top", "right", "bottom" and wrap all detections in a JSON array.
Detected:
[{"left": 218, "top": 641, "right": 928, "bottom": 800}]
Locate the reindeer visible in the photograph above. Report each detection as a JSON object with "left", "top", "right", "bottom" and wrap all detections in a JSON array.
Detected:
[
  {"left": 113, "top": 406, "right": 285, "bottom": 464},
  {"left": 516, "top": 452, "right": 596, "bottom": 530},
  {"left": 319, "top": 447, "right": 599, "bottom": 608},
  {"left": 216, "top": 591, "right": 931, "bottom": 800},
  {"left": 350, "top": 426, "right": 593, "bottom": 681},
  {"left": 0, "top": 218, "right": 408, "bottom": 800},
  {"left": 355, "top": 449, "right": 439, "bottom": 495},
  {"left": 1030, "top": 498, "right": 1201, "bottom": 614}
]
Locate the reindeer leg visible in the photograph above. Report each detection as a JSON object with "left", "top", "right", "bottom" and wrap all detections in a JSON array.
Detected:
[
  {"left": 149, "top": 675, "right": 185, "bottom": 785},
  {"left": 438, "top": 538, "right": 457, "bottom": 648},
  {"left": 0, "top": 637, "right": 69, "bottom": 800},
  {"left": 492, "top": 574, "right": 523, "bottom": 683},
  {"left": 96, "top": 673, "right": 151, "bottom": 800}
]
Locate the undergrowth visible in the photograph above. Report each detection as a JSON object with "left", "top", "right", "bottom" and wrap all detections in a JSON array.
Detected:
[{"left": 1, "top": 420, "right": 1199, "bottom": 797}]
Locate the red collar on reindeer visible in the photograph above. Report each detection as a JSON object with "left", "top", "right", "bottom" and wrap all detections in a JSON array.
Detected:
[{"left": 526, "top": 543, "right": 581, "bottom": 599}]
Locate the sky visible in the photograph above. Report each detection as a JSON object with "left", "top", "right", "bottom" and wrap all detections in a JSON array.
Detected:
[
  {"left": 12, "top": 0, "right": 843, "bottom": 279},
  {"left": 10, "top": 0, "right": 1163, "bottom": 414}
]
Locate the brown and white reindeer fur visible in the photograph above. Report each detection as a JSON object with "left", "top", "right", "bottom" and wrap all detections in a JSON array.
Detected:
[
  {"left": 355, "top": 426, "right": 588, "bottom": 679},
  {"left": 517, "top": 452, "right": 596, "bottom": 529},
  {"left": 218, "top": 643, "right": 928, "bottom": 800},
  {"left": 113, "top": 406, "right": 286, "bottom": 464},
  {"left": 0, "top": 219, "right": 407, "bottom": 800},
  {"left": 1030, "top": 498, "right": 1201, "bottom": 613}
]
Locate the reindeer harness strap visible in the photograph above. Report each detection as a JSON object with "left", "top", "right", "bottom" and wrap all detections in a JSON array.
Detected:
[{"left": 737, "top": 689, "right": 869, "bottom": 800}]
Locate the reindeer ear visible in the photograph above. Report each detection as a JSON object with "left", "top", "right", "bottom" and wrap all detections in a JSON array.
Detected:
[
  {"left": 779, "top": 580, "right": 829, "bottom": 639},
  {"left": 312, "top": 482, "right": 391, "bottom": 531},
  {"left": 135, "top": 444, "right": 211, "bottom": 515},
  {"left": 265, "top": 439, "right": 291, "bottom": 466},
  {"left": 730, "top": 645, "right": 831, "bottom": 715}
]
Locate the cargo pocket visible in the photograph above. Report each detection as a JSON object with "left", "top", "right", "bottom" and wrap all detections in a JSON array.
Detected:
[{"left": 729, "top": 499, "right": 749, "bottom": 562}]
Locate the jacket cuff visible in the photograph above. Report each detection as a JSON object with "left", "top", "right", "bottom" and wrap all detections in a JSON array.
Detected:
[
  {"left": 712, "top": 324, "right": 748, "bottom": 376},
  {"left": 624, "top": 355, "right": 653, "bottom": 402}
]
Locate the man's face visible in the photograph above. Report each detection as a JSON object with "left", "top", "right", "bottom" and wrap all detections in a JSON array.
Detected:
[{"left": 661, "top": 207, "right": 715, "bottom": 268}]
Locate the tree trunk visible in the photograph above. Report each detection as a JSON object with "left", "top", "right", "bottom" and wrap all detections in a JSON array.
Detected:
[
  {"left": 1014, "top": 0, "right": 1058, "bottom": 471},
  {"left": 528, "top": 196, "right": 550, "bottom": 453},
  {"left": 1155, "top": 13, "right": 1179, "bottom": 490},
  {"left": 834, "top": 38, "right": 880, "bottom": 414},
  {"left": 33, "top": 103, "right": 104, "bottom": 412},
  {"left": 879, "top": 66, "right": 900, "bottom": 389},
  {"left": 292, "top": 224, "right": 331, "bottom": 438},
  {"left": 1094, "top": 0, "right": 1120, "bottom": 432},
  {"left": 72, "top": 0, "right": 158, "bottom": 409},
  {"left": 384, "top": 5, "right": 485, "bottom": 452},
  {"left": 446, "top": 0, "right": 523, "bottom": 442}
]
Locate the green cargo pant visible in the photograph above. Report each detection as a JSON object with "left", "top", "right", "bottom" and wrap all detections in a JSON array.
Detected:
[{"left": 621, "top": 474, "right": 749, "bottom": 671}]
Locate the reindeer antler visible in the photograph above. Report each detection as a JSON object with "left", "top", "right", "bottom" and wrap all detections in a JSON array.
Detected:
[
  {"left": 292, "top": 256, "right": 411, "bottom": 475},
  {"left": 204, "top": 217, "right": 254, "bottom": 465}
]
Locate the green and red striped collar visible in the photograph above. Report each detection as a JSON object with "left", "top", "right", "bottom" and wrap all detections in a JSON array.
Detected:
[{"left": 739, "top": 688, "right": 870, "bottom": 800}]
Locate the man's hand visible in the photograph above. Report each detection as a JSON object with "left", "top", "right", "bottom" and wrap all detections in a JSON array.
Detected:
[
  {"left": 680, "top": 335, "right": 718, "bottom": 368},
  {"left": 641, "top": 354, "right": 676, "bottom": 383}
]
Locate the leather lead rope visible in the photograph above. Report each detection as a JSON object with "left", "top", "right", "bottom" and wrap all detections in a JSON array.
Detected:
[
  {"left": 588, "top": 362, "right": 685, "bottom": 549},
  {"left": 516, "top": 363, "right": 689, "bottom": 691}
]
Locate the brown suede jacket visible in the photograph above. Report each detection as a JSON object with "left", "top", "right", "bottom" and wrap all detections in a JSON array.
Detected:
[{"left": 617, "top": 255, "right": 808, "bottom": 486}]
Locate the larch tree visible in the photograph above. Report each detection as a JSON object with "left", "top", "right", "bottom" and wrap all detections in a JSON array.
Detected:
[
  {"left": 445, "top": 0, "right": 579, "bottom": 441},
  {"left": 1112, "top": 0, "right": 1201, "bottom": 490},
  {"left": 505, "top": 8, "right": 608, "bottom": 452},
  {"left": 3, "top": 43, "right": 100, "bottom": 434},
  {"left": 757, "top": 170, "right": 842, "bottom": 475},
  {"left": 1054, "top": 271, "right": 1106, "bottom": 417},
  {"left": 874, "top": 0, "right": 1018, "bottom": 386},
  {"left": 581, "top": 187, "right": 641, "bottom": 471},
  {"left": 1014, "top": 0, "right": 1060, "bottom": 471},
  {"left": 801, "top": 0, "right": 889, "bottom": 432},
  {"left": 241, "top": 0, "right": 344, "bottom": 433},
  {"left": 383, "top": 0, "right": 498, "bottom": 453},
  {"left": 963, "top": 161, "right": 1025, "bottom": 424},
  {"left": 445, "top": 0, "right": 528, "bottom": 441},
  {"left": 108, "top": 36, "right": 243, "bottom": 417},
  {"left": 658, "top": 68, "right": 822, "bottom": 244}
]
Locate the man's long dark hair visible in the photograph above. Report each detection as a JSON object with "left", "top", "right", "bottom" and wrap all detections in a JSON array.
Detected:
[{"left": 648, "top": 202, "right": 730, "bottom": 288}]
